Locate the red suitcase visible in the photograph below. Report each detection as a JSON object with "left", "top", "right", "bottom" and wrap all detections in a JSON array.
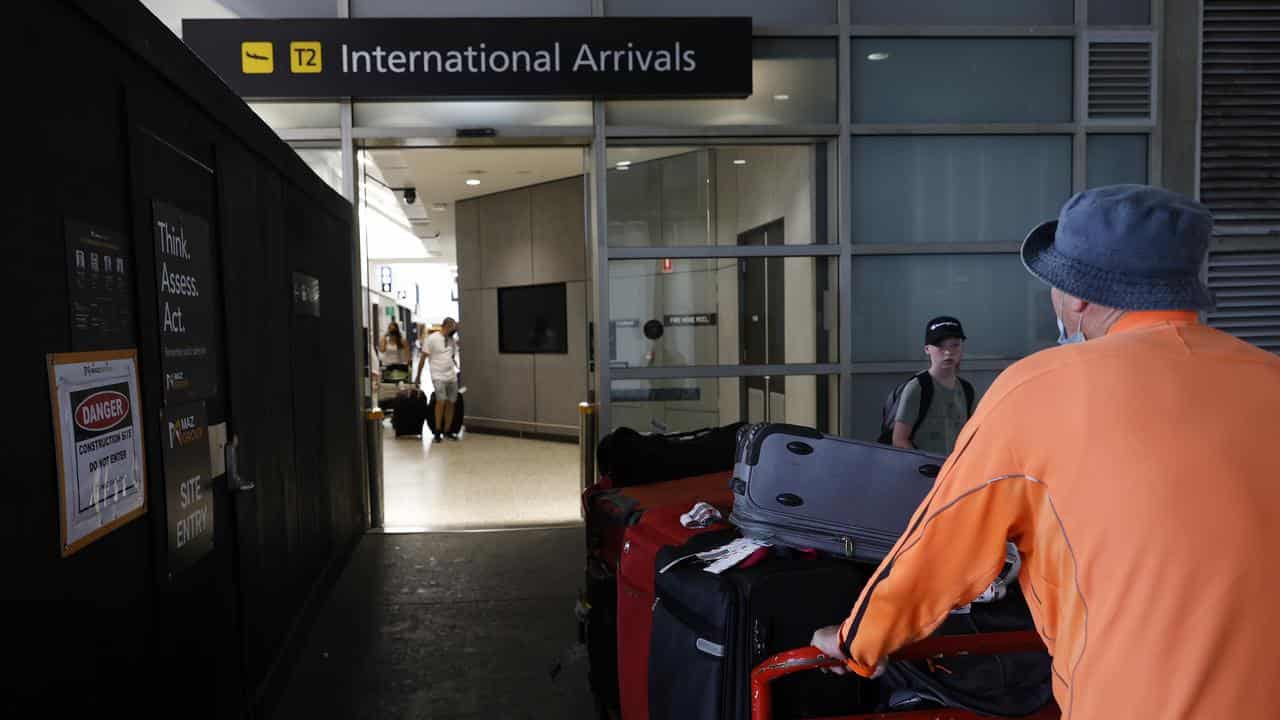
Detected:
[
  {"left": 586, "top": 471, "right": 734, "bottom": 568},
  {"left": 583, "top": 472, "right": 734, "bottom": 718},
  {"left": 617, "top": 503, "right": 733, "bottom": 720}
]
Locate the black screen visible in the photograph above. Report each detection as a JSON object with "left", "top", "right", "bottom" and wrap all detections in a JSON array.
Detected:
[{"left": 498, "top": 283, "right": 569, "bottom": 354}]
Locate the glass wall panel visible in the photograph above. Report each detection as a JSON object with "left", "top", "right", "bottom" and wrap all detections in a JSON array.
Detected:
[
  {"left": 851, "top": 38, "right": 1074, "bottom": 124},
  {"left": 850, "top": 370, "right": 1001, "bottom": 444},
  {"left": 606, "top": 39, "right": 838, "bottom": 127},
  {"left": 353, "top": 0, "right": 591, "bottom": 16},
  {"left": 250, "top": 102, "right": 341, "bottom": 129},
  {"left": 611, "top": 375, "right": 839, "bottom": 433},
  {"left": 353, "top": 101, "right": 592, "bottom": 128},
  {"left": 607, "top": 143, "right": 837, "bottom": 246},
  {"left": 850, "top": 254, "right": 1058, "bottom": 362},
  {"left": 608, "top": 256, "right": 838, "bottom": 367},
  {"left": 1086, "top": 134, "right": 1149, "bottom": 188},
  {"left": 606, "top": 0, "right": 836, "bottom": 24},
  {"left": 848, "top": 0, "right": 1074, "bottom": 26},
  {"left": 851, "top": 135, "right": 1072, "bottom": 245},
  {"left": 1088, "top": 0, "right": 1151, "bottom": 26}
]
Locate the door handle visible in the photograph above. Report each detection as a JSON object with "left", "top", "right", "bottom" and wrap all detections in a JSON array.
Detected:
[{"left": 226, "top": 435, "right": 255, "bottom": 493}]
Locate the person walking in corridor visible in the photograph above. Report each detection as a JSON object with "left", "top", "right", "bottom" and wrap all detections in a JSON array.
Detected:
[
  {"left": 418, "top": 317, "right": 461, "bottom": 443},
  {"left": 811, "top": 185, "right": 1280, "bottom": 719}
]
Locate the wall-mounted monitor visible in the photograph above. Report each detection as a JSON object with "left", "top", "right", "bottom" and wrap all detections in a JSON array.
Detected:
[{"left": 498, "top": 282, "right": 568, "bottom": 354}]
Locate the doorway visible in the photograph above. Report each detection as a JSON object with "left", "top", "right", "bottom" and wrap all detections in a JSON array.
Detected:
[
  {"left": 738, "top": 219, "right": 786, "bottom": 423},
  {"left": 358, "top": 145, "right": 591, "bottom": 531}
]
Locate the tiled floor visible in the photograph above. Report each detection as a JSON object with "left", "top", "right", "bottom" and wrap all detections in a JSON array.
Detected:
[{"left": 380, "top": 427, "right": 582, "bottom": 531}]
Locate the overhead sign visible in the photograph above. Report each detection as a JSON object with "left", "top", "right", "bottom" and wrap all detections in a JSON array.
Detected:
[
  {"left": 163, "top": 402, "right": 214, "bottom": 575},
  {"left": 47, "top": 350, "right": 147, "bottom": 557},
  {"left": 181, "top": 18, "right": 752, "bottom": 100},
  {"left": 153, "top": 200, "right": 217, "bottom": 405}
]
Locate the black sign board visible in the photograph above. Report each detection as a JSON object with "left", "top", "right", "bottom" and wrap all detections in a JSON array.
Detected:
[
  {"left": 65, "top": 220, "right": 135, "bottom": 351},
  {"left": 293, "top": 272, "right": 321, "bottom": 317},
  {"left": 153, "top": 200, "right": 216, "bottom": 405},
  {"left": 181, "top": 18, "right": 752, "bottom": 100},
  {"left": 162, "top": 401, "right": 213, "bottom": 575},
  {"left": 664, "top": 313, "right": 718, "bottom": 327}
]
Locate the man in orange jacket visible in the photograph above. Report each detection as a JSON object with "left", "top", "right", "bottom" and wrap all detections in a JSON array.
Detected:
[{"left": 812, "top": 185, "right": 1280, "bottom": 719}]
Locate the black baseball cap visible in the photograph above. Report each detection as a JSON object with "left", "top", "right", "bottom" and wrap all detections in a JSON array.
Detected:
[{"left": 925, "top": 316, "right": 966, "bottom": 346}]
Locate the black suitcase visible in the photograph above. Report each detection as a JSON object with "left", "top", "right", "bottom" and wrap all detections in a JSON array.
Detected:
[
  {"left": 425, "top": 391, "right": 465, "bottom": 435},
  {"left": 649, "top": 531, "right": 875, "bottom": 720},
  {"left": 730, "top": 424, "right": 944, "bottom": 562},
  {"left": 392, "top": 388, "right": 428, "bottom": 437}
]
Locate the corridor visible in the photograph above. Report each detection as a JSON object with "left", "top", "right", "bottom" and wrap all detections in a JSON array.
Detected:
[
  {"left": 381, "top": 430, "right": 581, "bottom": 531},
  {"left": 270, "top": 528, "right": 595, "bottom": 719}
]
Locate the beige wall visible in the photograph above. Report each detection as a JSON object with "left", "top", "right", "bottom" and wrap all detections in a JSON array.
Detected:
[
  {"left": 607, "top": 146, "right": 829, "bottom": 432},
  {"left": 714, "top": 146, "right": 823, "bottom": 429},
  {"left": 456, "top": 176, "right": 588, "bottom": 437}
]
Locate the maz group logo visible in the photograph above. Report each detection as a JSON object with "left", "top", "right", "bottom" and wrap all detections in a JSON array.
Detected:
[{"left": 75, "top": 390, "right": 130, "bottom": 433}]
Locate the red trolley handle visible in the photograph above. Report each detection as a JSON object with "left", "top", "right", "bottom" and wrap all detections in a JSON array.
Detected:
[{"left": 750, "top": 630, "right": 1050, "bottom": 720}]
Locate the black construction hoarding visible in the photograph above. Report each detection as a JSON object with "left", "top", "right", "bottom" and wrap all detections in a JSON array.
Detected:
[{"left": 181, "top": 18, "right": 752, "bottom": 100}]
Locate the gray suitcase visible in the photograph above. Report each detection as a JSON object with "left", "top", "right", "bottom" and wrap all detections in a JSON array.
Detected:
[{"left": 729, "top": 424, "right": 945, "bottom": 563}]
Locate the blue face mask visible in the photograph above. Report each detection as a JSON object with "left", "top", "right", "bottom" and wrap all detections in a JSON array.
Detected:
[{"left": 1056, "top": 316, "right": 1086, "bottom": 345}]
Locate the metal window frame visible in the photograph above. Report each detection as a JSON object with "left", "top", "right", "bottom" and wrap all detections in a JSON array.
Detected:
[{"left": 299, "top": 0, "right": 1167, "bottom": 438}]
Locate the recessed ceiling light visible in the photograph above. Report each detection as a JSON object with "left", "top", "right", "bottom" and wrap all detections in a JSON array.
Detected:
[
  {"left": 616, "top": 160, "right": 632, "bottom": 167},
  {"left": 772, "top": 94, "right": 790, "bottom": 101},
  {"left": 733, "top": 159, "right": 748, "bottom": 166},
  {"left": 867, "top": 52, "right": 890, "bottom": 61},
  {"left": 465, "top": 178, "right": 481, "bottom": 186},
  {"left": 431, "top": 203, "right": 448, "bottom": 212}
]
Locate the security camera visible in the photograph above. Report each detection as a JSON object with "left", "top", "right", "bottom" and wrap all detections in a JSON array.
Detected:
[{"left": 403, "top": 188, "right": 417, "bottom": 205}]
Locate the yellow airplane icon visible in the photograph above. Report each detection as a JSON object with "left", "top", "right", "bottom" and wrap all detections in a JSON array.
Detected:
[{"left": 241, "top": 42, "right": 274, "bottom": 74}]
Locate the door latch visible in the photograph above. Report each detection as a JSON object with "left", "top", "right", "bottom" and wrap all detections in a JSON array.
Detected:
[{"left": 226, "top": 435, "right": 254, "bottom": 493}]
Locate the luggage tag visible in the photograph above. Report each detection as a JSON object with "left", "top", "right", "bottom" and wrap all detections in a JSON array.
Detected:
[{"left": 658, "top": 538, "right": 773, "bottom": 575}]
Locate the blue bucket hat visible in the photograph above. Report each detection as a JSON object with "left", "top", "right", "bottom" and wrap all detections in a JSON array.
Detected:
[{"left": 1021, "top": 184, "right": 1216, "bottom": 311}]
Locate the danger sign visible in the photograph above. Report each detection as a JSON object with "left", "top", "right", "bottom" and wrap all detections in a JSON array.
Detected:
[{"left": 48, "top": 350, "right": 147, "bottom": 557}]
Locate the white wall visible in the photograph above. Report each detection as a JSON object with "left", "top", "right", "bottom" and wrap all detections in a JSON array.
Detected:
[
  {"left": 607, "top": 146, "right": 826, "bottom": 431},
  {"left": 713, "top": 146, "right": 821, "bottom": 428}
]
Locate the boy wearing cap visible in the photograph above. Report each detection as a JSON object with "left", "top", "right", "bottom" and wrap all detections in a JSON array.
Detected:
[
  {"left": 812, "top": 185, "right": 1280, "bottom": 720},
  {"left": 891, "top": 316, "right": 975, "bottom": 455}
]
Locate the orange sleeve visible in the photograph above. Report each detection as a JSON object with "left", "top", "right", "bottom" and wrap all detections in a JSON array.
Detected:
[{"left": 837, "top": 421, "right": 1031, "bottom": 677}]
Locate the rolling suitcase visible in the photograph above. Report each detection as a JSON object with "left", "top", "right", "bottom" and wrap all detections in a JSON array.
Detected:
[
  {"left": 648, "top": 531, "right": 876, "bottom": 720},
  {"left": 391, "top": 387, "right": 428, "bottom": 437},
  {"left": 586, "top": 472, "right": 734, "bottom": 568},
  {"left": 584, "top": 473, "right": 734, "bottom": 717},
  {"left": 618, "top": 504, "right": 730, "bottom": 720},
  {"left": 730, "top": 424, "right": 945, "bottom": 562},
  {"left": 425, "top": 391, "right": 465, "bottom": 435}
]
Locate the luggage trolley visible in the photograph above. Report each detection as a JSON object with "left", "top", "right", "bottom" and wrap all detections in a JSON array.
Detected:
[{"left": 751, "top": 631, "right": 1061, "bottom": 720}]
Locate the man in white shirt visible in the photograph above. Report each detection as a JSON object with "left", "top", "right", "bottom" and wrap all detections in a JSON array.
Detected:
[{"left": 416, "top": 317, "right": 461, "bottom": 443}]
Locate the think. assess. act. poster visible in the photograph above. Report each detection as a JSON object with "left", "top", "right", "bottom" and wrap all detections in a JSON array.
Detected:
[{"left": 48, "top": 351, "right": 147, "bottom": 556}]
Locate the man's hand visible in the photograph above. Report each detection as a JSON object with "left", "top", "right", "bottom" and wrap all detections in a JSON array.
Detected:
[
  {"left": 810, "top": 625, "right": 849, "bottom": 675},
  {"left": 810, "top": 625, "right": 885, "bottom": 678}
]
